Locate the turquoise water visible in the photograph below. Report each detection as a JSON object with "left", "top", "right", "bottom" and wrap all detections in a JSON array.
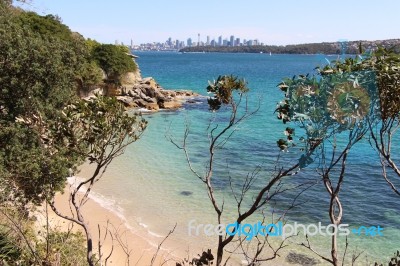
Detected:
[{"left": 91, "top": 52, "right": 400, "bottom": 264}]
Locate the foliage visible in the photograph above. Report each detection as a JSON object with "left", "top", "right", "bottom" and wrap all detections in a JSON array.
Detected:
[
  {"left": 77, "top": 61, "right": 104, "bottom": 90},
  {"left": 177, "top": 249, "right": 214, "bottom": 266},
  {"left": 275, "top": 56, "right": 380, "bottom": 153},
  {"left": 51, "top": 96, "right": 147, "bottom": 166},
  {"left": 0, "top": 207, "right": 89, "bottom": 266},
  {"left": 0, "top": 226, "right": 22, "bottom": 264},
  {"left": 374, "top": 250, "right": 400, "bottom": 266},
  {"left": 323, "top": 48, "right": 400, "bottom": 119},
  {"left": 36, "top": 231, "right": 88, "bottom": 266},
  {"left": 0, "top": 3, "right": 147, "bottom": 265},
  {"left": 276, "top": 48, "right": 400, "bottom": 265},
  {"left": 0, "top": 2, "right": 145, "bottom": 205},
  {"left": 85, "top": 38, "right": 101, "bottom": 54},
  {"left": 206, "top": 75, "right": 249, "bottom": 111},
  {"left": 0, "top": 15, "right": 82, "bottom": 120},
  {"left": 16, "top": 11, "right": 73, "bottom": 42},
  {"left": 0, "top": 6, "right": 86, "bottom": 205},
  {"left": 92, "top": 44, "right": 137, "bottom": 79}
]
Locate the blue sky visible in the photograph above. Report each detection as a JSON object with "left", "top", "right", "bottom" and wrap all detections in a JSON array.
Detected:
[{"left": 17, "top": 0, "right": 400, "bottom": 45}]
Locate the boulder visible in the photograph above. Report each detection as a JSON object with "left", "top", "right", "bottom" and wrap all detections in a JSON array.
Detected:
[
  {"left": 144, "top": 102, "right": 159, "bottom": 111},
  {"left": 134, "top": 99, "right": 147, "bottom": 108},
  {"left": 128, "top": 90, "right": 138, "bottom": 98},
  {"left": 146, "top": 97, "right": 157, "bottom": 104},
  {"left": 116, "top": 96, "right": 134, "bottom": 107},
  {"left": 142, "top": 77, "right": 158, "bottom": 89},
  {"left": 142, "top": 85, "right": 162, "bottom": 99},
  {"left": 120, "top": 71, "right": 141, "bottom": 86},
  {"left": 160, "top": 100, "right": 182, "bottom": 109}
]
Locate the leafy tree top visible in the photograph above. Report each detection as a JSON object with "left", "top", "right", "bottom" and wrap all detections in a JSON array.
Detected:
[
  {"left": 275, "top": 48, "right": 400, "bottom": 161},
  {"left": 206, "top": 75, "right": 249, "bottom": 111},
  {"left": 92, "top": 44, "right": 137, "bottom": 80}
]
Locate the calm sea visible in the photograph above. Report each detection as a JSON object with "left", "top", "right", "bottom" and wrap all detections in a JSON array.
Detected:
[{"left": 88, "top": 52, "right": 400, "bottom": 264}]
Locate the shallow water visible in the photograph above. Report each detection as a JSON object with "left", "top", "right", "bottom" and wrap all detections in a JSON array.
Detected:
[{"left": 88, "top": 52, "right": 400, "bottom": 264}]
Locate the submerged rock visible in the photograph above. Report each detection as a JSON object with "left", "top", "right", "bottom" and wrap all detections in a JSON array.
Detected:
[
  {"left": 286, "top": 252, "right": 319, "bottom": 265},
  {"left": 180, "top": 191, "right": 193, "bottom": 196}
]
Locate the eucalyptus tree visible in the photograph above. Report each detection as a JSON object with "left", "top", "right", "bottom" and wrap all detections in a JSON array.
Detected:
[
  {"left": 171, "top": 75, "right": 323, "bottom": 266},
  {"left": 0, "top": 3, "right": 147, "bottom": 265},
  {"left": 276, "top": 62, "right": 379, "bottom": 265}
]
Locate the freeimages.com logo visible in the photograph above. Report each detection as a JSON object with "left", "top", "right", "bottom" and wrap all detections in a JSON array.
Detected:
[{"left": 188, "top": 220, "right": 383, "bottom": 240}]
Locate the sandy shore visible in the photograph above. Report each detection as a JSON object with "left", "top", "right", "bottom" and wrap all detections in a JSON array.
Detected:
[
  {"left": 36, "top": 181, "right": 183, "bottom": 266},
  {"left": 34, "top": 164, "right": 312, "bottom": 266}
]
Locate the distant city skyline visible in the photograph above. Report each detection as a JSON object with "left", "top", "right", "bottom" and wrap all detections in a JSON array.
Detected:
[
  {"left": 15, "top": 0, "right": 400, "bottom": 46},
  {"left": 120, "top": 34, "right": 263, "bottom": 51}
]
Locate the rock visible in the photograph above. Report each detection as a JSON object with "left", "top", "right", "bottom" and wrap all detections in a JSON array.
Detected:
[
  {"left": 147, "top": 87, "right": 164, "bottom": 99},
  {"left": 120, "top": 71, "right": 141, "bottom": 86},
  {"left": 109, "top": 75, "right": 199, "bottom": 111},
  {"left": 144, "top": 102, "right": 159, "bottom": 111},
  {"left": 180, "top": 191, "right": 193, "bottom": 196},
  {"left": 142, "top": 77, "right": 158, "bottom": 89},
  {"left": 116, "top": 96, "right": 138, "bottom": 108},
  {"left": 138, "top": 91, "right": 148, "bottom": 100},
  {"left": 160, "top": 100, "right": 182, "bottom": 109},
  {"left": 87, "top": 87, "right": 105, "bottom": 97},
  {"left": 146, "top": 97, "right": 157, "bottom": 104},
  {"left": 286, "top": 252, "right": 318, "bottom": 265},
  {"left": 128, "top": 90, "right": 138, "bottom": 98},
  {"left": 134, "top": 99, "right": 159, "bottom": 111},
  {"left": 134, "top": 99, "right": 148, "bottom": 108},
  {"left": 116, "top": 96, "right": 133, "bottom": 105}
]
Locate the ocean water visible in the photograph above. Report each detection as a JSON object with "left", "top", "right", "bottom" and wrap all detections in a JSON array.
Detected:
[{"left": 88, "top": 52, "right": 400, "bottom": 264}]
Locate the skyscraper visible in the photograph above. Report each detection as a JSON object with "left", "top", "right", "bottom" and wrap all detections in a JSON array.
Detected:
[
  {"left": 218, "top": 36, "right": 222, "bottom": 46},
  {"left": 198, "top": 33, "right": 200, "bottom": 46},
  {"left": 187, "top": 38, "right": 192, "bottom": 47},
  {"left": 236, "top": 38, "right": 240, "bottom": 46},
  {"left": 230, "top": 35, "right": 235, "bottom": 47},
  {"left": 206, "top": 36, "right": 210, "bottom": 46}
]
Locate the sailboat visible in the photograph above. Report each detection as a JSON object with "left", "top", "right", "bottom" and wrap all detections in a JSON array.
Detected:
[{"left": 269, "top": 52, "right": 272, "bottom": 56}]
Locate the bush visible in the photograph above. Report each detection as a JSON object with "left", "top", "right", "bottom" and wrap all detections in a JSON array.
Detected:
[{"left": 92, "top": 44, "right": 137, "bottom": 80}]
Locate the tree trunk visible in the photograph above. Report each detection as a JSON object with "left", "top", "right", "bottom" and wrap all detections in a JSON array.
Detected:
[{"left": 216, "top": 239, "right": 224, "bottom": 266}]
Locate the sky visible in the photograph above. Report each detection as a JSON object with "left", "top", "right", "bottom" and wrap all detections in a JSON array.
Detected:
[{"left": 16, "top": 0, "right": 400, "bottom": 46}]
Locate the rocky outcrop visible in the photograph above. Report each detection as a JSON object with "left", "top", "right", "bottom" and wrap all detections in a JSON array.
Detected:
[
  {"left": 116, "top": 77, "right": 198, "bottom": 111},
  {"left": 120, "top": 67, "right": 142, "bottom": 86}
]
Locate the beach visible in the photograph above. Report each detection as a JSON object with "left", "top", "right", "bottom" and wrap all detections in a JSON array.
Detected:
[
  {"left": 34, "top": 162, "right": 297, "bottom": 266},
  {"left": 35, "top": 166, "right": 185, "bottom": 266}
]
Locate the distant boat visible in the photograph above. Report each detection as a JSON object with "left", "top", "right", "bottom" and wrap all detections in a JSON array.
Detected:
[
  {"left": 260, "top": 51, "right": 263, "bottom": 54},
  {"left": 269, "top": 52, "right": 272, "bottom": 56}
]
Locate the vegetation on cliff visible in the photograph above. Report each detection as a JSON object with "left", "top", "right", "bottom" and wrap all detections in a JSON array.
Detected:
[{"left": 0, "top": 1, "right": 146, "bottom": 264}]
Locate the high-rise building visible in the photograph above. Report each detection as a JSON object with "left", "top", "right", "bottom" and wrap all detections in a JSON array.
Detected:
[
  {"left": 206, "top": 36, "right": 210, "bottom": 46},
  {"left": 223, "top": 39, "right": 228, "bottom": 46},
  {"left": 210, "top": 39, "right": 216, "bottom": 47},
  {"left": 187, "top": 38, "right": 192, "bottom": 47},
  {"left": 236, "top": 38, "right": 241, "bottom": 46},
  {"left": 198, "top": 33, "right": 200, "bottom": 46},
  {"left": 218, "top": 36, "right": 222, "bottom": 46},
  {"left": 230, "top": 35, "right": 235, "bottom": 46},
  {"left": 130, "top": 39, "right": 134, "bottom": 49}
]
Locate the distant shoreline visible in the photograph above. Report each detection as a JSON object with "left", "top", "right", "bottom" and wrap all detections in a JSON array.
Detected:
[{"left": 176, "top": 38, "right": 400, "bottom": 55}]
